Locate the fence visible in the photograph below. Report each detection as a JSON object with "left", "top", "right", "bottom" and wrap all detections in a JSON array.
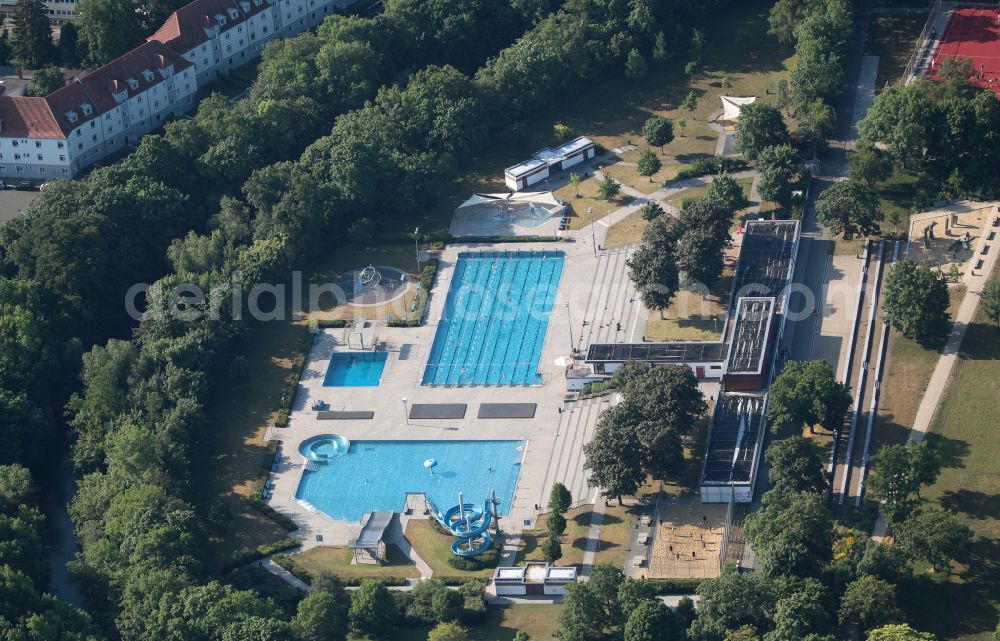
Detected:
[{"left": 900, "top": 0, "right": 945, "bottom": 84}]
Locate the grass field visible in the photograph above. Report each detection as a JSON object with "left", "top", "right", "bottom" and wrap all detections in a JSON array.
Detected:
[
  {"left": 865, "top": 10, "right": 928, "bottom": 89},
  {"left": 416, "top": 0, "right": 795, "bottom": 232},
  {"left": 643, "top": 275, "right": 732, "bottom": 342},
  {"left": 285, "top": 545, "right": 421, "bottom": 580},
  {"left": 404, "top": 519, "right": 496, "bottom": 578},
  {"left": 193, "top": 318, "right": 305, "bottom": 568},
  {"left": 513, "top": 504, "right": 630, "bottom": 569},
  {"left": 553, "top": 174, "right": 633, "bottom": 230},
  {"left": 354, "top": 604, "right": 563, "bottom": 641},
  {"left": 876, "top": 284, "right": 966, "bottom": 444},
  {"left": 899, "top": 284, "right": 1000, "bottom": 640}
]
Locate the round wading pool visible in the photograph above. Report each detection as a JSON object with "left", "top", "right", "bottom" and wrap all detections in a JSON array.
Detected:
[{"left": 299, "top": 434, "right": 351, "bottom": 461}]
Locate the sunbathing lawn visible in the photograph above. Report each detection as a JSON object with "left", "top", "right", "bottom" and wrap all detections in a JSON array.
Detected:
[
  {"left": 417, "top": 0, "right": 795, "bottom": 231},
  {"left": 876, "top": 284, "right": 966, "bottom": 445},
  {"left": 405, "top": 519, "right": 496, "bottom": 578},
  {"left": 285, "top": 545, "right": 420, "bottom": 580},
  {"left": 603, "top": 160, "right": 685, "bottom": 195},
  {"left": 900, "top": 283, "right": 1000, "bottom": 641},
  {"left": 513, "top": 506, "right": 593, "bottom": 568},
  {"left": 359, "top": 604, "right": 563, "bottom": 641},
  {"left": 192, "top": 319, "right": 306, "bottom": 568},
  {"left": 593, "top": 504, "right": 631, "bottom": 568},
  {"left": 643, "top": 275, "right": 732, "bottom": 342},
  {"left": 553, "top": 174, "right": 632, "bottom": 230},
  {"left": 663, "top": 178, "right": 752, "bottom": 212},
  {"left": 605, "top": 209, "right": 650, "bottom": 248}
]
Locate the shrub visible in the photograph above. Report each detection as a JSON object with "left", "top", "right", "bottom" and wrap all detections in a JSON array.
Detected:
[
  {"left": 446, "top": 548, "right": 499, "bottom": 571},
  {"left": 673, "top": 156, "right": 748, "bottom": 181},
  {"left": 316, "top": 319, "right": 349, "bottom": 328}
]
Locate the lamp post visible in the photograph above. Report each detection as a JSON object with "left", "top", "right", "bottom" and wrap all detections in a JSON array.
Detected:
[
  {"left": 566, "top": 302, "right": 574, "bottom": 354},
  {"left": 414, "top": 227, "right": 421, "bottom": 273},
  {"left": 401, "top": 397, "right": 409, "bottom": 425},
  {"left": 589, "top": 207, "right": 596, "bottom": 256}
]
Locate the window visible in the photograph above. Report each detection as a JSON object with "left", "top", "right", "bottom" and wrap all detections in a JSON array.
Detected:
[
  {"left": 78, "top": 143, "right": 83, "bottom": 149},
  {"left": 11, "top": 141, "right": 18, "bottom": 147},
  {"left": 37, "top": 154, "right": 43, "bottom": 161},
  {"left": 92, "top": 135, "right": 97, "bottom": 142},
  {"left": 13, "top": 153, "right": 20, "bottom": 160},
  {"left": 35, "top": 141, "right": 41, "bottom": 148},
  {"left": 59, "top": 155, "right": 65, "bottom": 161},
  {"left": 57, "top": 141, "right": 64, "bottom": 148}
]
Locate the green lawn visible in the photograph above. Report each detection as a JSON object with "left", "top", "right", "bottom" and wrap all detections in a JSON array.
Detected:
[
  {"left": 900, "top": 284, "right": 1000, "bottom": 640},
  {"left": 351, "top": 604, "right": 563, "bottom": 641},
  {"left": 404, "top": 519, "right": 496, "bottom": 578},
  {"left": 192, "top": 319, "right": 306, "bottom": 569},
  {"left": 876, "top": 285, "right": 966, "bottom": 444},
  {"left": 865, "top": 11, "right": 928, "bottom": 88},
  {"left": 284, "top": 545, "right": 420, "bottom": 580}
]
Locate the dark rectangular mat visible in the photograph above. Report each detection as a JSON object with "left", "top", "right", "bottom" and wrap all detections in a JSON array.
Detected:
[
  {"left": 477, "top": 403, "right": 537, "bottom": 419},
  {"left": 409, "top": 404, "right": 467, "bottom": 419},
  {"left": 317, "top": 411, "right": 375, "bottom": 420}
]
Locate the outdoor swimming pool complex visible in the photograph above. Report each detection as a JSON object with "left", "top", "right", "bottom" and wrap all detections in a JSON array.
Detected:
[
  {"left": 294, "top": 438, "right": 523, "bottom": 522},
  {"left": 422, "top": 251, "right": 564, "bottom": 386},
  {"left": 323, "top": 352, "right": 387, "bottom": 387}
]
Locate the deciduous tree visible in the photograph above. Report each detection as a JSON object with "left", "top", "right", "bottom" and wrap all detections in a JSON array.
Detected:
[
  {"left": 643, "top": 117, "right": 674, "bottom": 153},
  {"left": 26, "top": 65, "right": 64, "bottom": 96},
  {"left": 866, "top": 441, "right": 941, "bottom": 521},
  {"left": 637, "top": 148, "right": 663, "bottom": 182},
  {"left": 838, "top": 575, "right": 901, "bottom": 632},
  {"left": 766, "top": 360, "right": 852, "bottom": 433},
  {"left": 744, "top": 490, "right": 834, "bottom": 577},
  {"left": 707, "top": 172, "right": 748, "bottom": 211},
  {"left": 734, "top": 103, "right": 788, "bottom": 161},
  {"left": 628, "top": 216, "right": 680, "bottom": 318},
  {"left": 882, "top": 258, "right": 951, "bottom": 344},
  {"left": 893, "top": 506, "right": 972, "bottom": 572},
  {"left": 815, "top": 179, "right": 883, "bottom": 240},
  {"left": 757, "top": 144, "right": 797, "bottom": 206},
  {"left": 599, "top": 174, "right": 621, "bottom": 201},
  {"left": 765, "top": 436, "right": 828, "bottom": 496},
  {"left": 981, "top": 278, "right": 1000, "bottom": 326},
  {"left": 624, "top": 600, "right": 681, "bottom": 641},
  {"left": 866, "top": 624, "right": 937, "bottom": 641}
]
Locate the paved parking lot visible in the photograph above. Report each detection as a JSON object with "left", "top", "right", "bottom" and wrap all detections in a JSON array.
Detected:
[{"left": 0, "top": 189, "right": 40, "bottom": 223}]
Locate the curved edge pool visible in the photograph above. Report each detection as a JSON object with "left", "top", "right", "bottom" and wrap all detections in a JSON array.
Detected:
[{"left": 299, "top": 434, "right": 351, "bottom": 461}]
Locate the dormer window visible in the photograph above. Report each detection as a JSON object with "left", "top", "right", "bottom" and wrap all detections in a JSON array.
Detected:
[
  {"left": 142, "top": 69, "right": 155, "bottom": 82},
  {"left": 127, "top": 78, "right": 139, "bottom": 90},
  {"left": 240, "top": 1, "right": 250, "bottom": 12},
  {"left": 81, "top": 103, "right": 93, "bottom": 116},
  {"left": 65, "top": 111, "right": 78, "bottom": 123},
  {"left": 253, "top": 0, "right": 262, "bottom": 5},
  {"left": 227, "top": 7, "right": 239, "bottom": 19},
  {"left": 115, "top": 91, "right": 127, "bottom": 104},
  {"left": 215, "top": 14, "right": 226, "bottom": 26}
]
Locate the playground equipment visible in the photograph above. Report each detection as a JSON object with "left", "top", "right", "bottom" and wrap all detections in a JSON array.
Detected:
[{"left": 434, "top": 492, "right": 497, "bottom": 557}]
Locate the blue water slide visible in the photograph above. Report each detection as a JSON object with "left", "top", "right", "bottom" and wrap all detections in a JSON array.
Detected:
[{"left": 451, "top": 531, "right": 493, "bottom": 556}]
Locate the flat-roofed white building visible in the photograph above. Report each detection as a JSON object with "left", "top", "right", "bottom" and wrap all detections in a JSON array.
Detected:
[
  {"left": 504, "top": 136, "right": 595, "bottom": 191},
  {"left": 492, "top": 563, "right": 578, "bottom": 596}
]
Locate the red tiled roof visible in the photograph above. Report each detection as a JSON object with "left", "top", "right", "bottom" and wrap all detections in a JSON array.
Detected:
[
  {"left": 0, "top": 96, "right": 64, "bottom": 139},
  {"left": 150, "top": 0, "right": 271, "bottom": 54},
  {"left": 0, "top": 40, "right": 195, "bottom": 139}
]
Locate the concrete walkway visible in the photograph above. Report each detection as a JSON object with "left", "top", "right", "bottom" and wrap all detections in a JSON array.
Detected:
[
  {"left": 873, "top": 210, "right": 1000, "bottom": 538},
  {"left": 579, "top": 493, "right": 608, "bottom": 576},
  {"left": 262, "top": 557, "right": 310, "bottom": 591}
]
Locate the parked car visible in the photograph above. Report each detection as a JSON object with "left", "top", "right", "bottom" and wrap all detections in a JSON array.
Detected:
[{"left": 15, "top": 181, "right": 35, "bottom": 191}]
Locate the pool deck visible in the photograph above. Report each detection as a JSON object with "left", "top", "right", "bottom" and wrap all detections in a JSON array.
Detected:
[{"left": 265, "top": 235, "right": 641, "bottom": 548}]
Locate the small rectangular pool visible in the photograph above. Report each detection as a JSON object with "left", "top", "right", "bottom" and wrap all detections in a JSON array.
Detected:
[
  {"left": 294, "top": 439, "right": 522, "bottom": 522},
  {"left": 422, "top": 250, "right": 564, "bottom": 386},
  {"left": 323, "top": 352, "right": 387, "bottom": 387}
]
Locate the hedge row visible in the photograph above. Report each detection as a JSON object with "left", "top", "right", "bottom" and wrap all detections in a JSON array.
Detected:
[
  {"left": 387, "top": 258, "right": 440, "bottom": 327},
  {"left": 673, "top": 156, "right": 749, "bottom": 181},
  {"left": 225, "top": 538, "right": 301, "bottom": 572},
  {"left": 273, "top": 325, "right": 313, "bottom": 427}
]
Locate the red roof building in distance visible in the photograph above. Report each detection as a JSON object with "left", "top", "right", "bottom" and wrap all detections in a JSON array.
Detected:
[{"left": 0, "top": 0, "right": 348, "bottom": 180}]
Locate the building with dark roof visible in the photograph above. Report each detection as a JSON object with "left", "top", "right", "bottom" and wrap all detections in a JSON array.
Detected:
[{"left": 699, "top": 392, "right": 768, "bottom": 503}]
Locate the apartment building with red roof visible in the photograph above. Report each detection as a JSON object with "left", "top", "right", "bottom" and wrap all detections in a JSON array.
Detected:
[{"left": 0, "top": 0, "right": 352, "bottom": 180}]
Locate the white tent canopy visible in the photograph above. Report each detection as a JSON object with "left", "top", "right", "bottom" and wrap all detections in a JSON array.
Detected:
[
  {"left": 456, "top": 191, "right": 561, "bottom": 212},
  {"left": 720, "top": 95, "right": 757, "bottom": 121}
]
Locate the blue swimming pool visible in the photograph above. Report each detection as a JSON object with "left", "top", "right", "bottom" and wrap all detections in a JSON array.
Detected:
[
  {"left": 422, "top": 251, "right": 564, "bottom": 386},
  {"left": 323, "top": 352, "right": 387, "bottom": 387},
  {"left": 294, "top": 439, "right": 523, "bottom": 522}
]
